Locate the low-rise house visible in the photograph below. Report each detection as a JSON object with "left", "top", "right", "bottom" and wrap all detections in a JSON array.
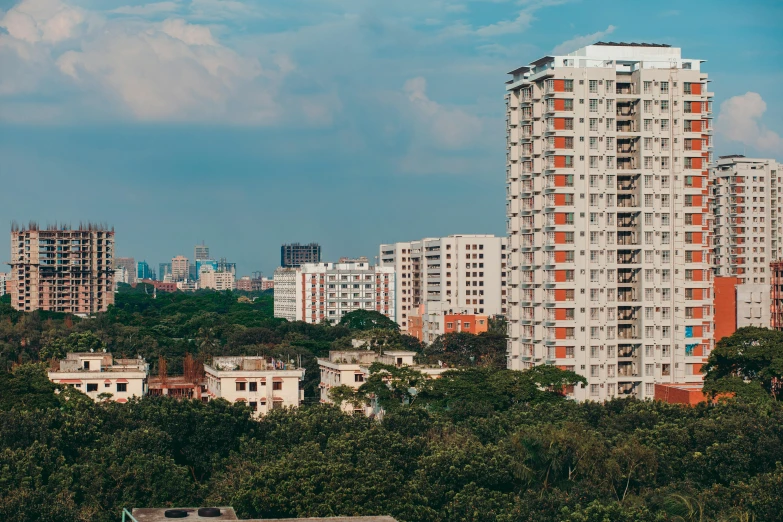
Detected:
[
  {"left": 318, "top": 349, "right": 448, "bottom": 415},
  {"left": 204, "top": 356, "right": 305, "bottom": 417},
  {"left": 48, "top": 352, "right": 148, "bottom": 403}
]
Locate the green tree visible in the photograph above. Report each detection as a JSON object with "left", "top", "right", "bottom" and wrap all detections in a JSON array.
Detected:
[{"left": 338, "top": 310, "right": 399, "bottom": 332}]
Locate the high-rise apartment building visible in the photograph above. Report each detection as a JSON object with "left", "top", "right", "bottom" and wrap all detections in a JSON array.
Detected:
[
  {"left": 159, "top": 263, "right": 172, "bottom": 281},
  {"left": 379, "top": 235, "right": 507, "bottom": 338},
  {"left": 9, "top": 223, "right": 115, "bottom": 314},
  {"left": 711, "top": 156, "right": 781, "bottom": 332},
  {"left": 281, "top": 243, "right": 321, "bottom": 268},
  {"left": 199, "top": 266, "right": 236, "bottom": 291},
  {"left": 273, "top": 259, "right": 395, "bottom": 324},
  {"left": 171, "top": 255, "right": 190, "bottom": 282},
  {"left": 114, "top": 257, "right": 136, "bottom": 285},
  {"left": 505, "top": 43, "right": 714, "bottom": 401}
]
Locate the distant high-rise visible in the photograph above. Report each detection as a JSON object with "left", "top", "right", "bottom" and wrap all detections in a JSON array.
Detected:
[
  {"left": 159, "top": 263, "right": 172, "bottom": 281},
  {"left": 281, "top": 243, "right": 321, "bottom": 268},
  {"left": 194, "top": 242, "right": 209, "bottom": 262},
  {"left": 171, "top": 255, "right": 190, "bottom": 282},
  {"left": 9, "top": 223, "right": 115, "bottom": 314},
  {"left": 137, "top": 260, "right": 153, "bottom": 280},
  {"left": 505, "top": 43, "right": 714, "bottom": 401},
  {"left": 114, "top": 257, "right": 136, "bottom": 285}
]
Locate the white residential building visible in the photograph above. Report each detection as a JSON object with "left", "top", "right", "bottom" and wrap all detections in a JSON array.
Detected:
[
  {"left": 712, "top": 156, "right": 782, "bottom": 329},
  {"left": 318, "top": 349, "right": 447, "bottom": 415},
  {"left": 273, "top": 260, "right": 395, "bottom": 324},
  {"left": 48, "top": 353, "right": 148, "bottom": 402},
  {"left": 199, "top": 267, "right": 236, "bottom": 291},
  {"left": 505, "top": 42, "right": 715, "bottom": 401},
  {"left": 204, "top": 356, "right": 305, "bottom": 417},
  {"left": 379, "top": 235, "right": 507, "bottom": 335},
  {"left": 0, "top": 272, "right": 7, "bottom": 296}
]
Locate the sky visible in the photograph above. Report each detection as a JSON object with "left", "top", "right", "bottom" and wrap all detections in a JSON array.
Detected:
[{"left": 0, "top": 0, "right": 782, "bottom": 275}]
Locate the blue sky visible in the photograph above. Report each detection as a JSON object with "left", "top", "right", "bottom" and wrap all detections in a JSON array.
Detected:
[{"left": 1, "top": 0, "right": 781, "bottom": 275}]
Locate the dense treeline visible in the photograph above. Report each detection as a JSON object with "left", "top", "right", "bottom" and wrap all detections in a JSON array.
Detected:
[
  {"left": 1, "top": 364, "right": 782, "bottom": 521},
  {"left": 2, "top": 292, "right": 783, "bottom": 521}
]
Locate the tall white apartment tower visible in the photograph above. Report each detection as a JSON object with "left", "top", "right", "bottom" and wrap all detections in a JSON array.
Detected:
[
  {"left": 505, "top": 43, "right": 715, "bottom": 401},
  {"left": 711, "top": 156, "right": 782, "bottom": 328}
]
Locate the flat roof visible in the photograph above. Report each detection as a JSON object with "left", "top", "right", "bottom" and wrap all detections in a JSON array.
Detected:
[
  {"left": 594, "top": 41, "right": 671, "bottom": 48},
  {"left": 130, "top": 508, "right": 397, "bottom": 522}
]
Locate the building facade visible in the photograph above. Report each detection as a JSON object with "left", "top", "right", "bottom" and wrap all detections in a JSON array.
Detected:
[
  {"left": 204, "top": 356, "right": 304, "bottom": 417},
  {"left": 159, "top": 262, "right": 172, "bottom": 281},
  {"left": 194, "top": 242, "right": 210, "bottom": 262},
  {"left": 114, "top": 257, "right": 136, "bottom": 285},
  {"left": 505, "top": 43, "right": 714, "bottom": 401},
  {"left": 48, "top": 352, "right": 148, "bottom": 402},
  {"left": 0, "top": 272, "right": 7, "bottom": 296},
  {"left": 171, "top": 255, "right": 190, "bottom": 282},
  {"left": 711, "top": 156, "right": 781, "bottom": 332},
  {"left": 136, "top": 260, "right": 153, "bottom": 280},
  {"left": 379, "top": 235, "right": 506, "bottom": 336},
  {"left": 281, "top": 242, "right": 321, "bottom": 268},
  {"left": 9, "top": 224, "right": 115, "bottom": 314},
  {"left": 273, "top": 260, "right": 395, "bottom": 324},
  {"left": 199, "top": 267, "right": 236, "bottom": 291}
]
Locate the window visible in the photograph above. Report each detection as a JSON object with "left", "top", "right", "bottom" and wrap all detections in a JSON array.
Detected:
[
  {"left": 590, "top": 156, "right": 599, "bottom": 168},
  {"left": 87, "top": 383, "right": 98, "bottom": 392},
  {"left": 564, "top": 79, "right": 574, "bottom": 92},
  {"left": 589, "top": 137, "right": 598, "bottom": 150},
  {"left": 355, "top": 374, "right": 365, "bottom": 383},
  {"left": 589, "top": 118, "right": 598, "bottom": 131},
  {"left": 117, "top": 383, "right": 127, "bottom": 393},
  {"left": 273, "top": 381, "right": 283, "bottom": 391},
  {"left": 249, "top": 402, "right": 258, "bottom": 411},
  {"left": 589, "top": 80, "right": 598, "bottom": 93},
  {"left": 661, "top": 99, "right": 669, "bottom": 111},
  {"left": 660, "top": 81, "right": 669, "bottom": 94},
  {"left": 589, "top": 99, "right": 598, "bottom": 112},
  {"left": 590, "top": 384, "right": 599, "bottom": 396},
  {"left": 661, "top": 119, "right": 670, "bottom": 131},
  {"left": 643, "top": 81, "right": 652, "bottom": 94},
  {"left": 644, "top": 119, "right": 653, "bottom": 132},
  {"left": 644, "top": 100, "right": 652, "bottom": 113},
  {"left": 249, "top": 382, "right": 258, "bottom": 392},
  {"left": 236, "top": 382, "right": 246, "bottom": 391}
]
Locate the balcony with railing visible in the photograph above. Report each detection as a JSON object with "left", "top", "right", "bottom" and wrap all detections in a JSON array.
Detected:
[
  {"left": 617, "top": 231, "right": 639, "bottom": 246},
  {"left": 617, "top": 120, "right": 637, "bottom": 133},
  {"left": 618, "top": 362, "right": 639, "bottom": 377},
  {"left": 616, "top": 83, "right": 636, "bottom": 95},
  {"left": 617, "top": 157, "right": 638, "bottom": 171},
  {"left": 618, "top": 344, "right": 639, "bottom": 358},
  {"left": 617, "top": 138, "right": 638, "bottom": 155},
  {"left": 617, "top": 249, "right": 641, "bottom": 265},
  {"left": 617, "top": 194, "right": 638, "bottom": 208},
  {"left": 618, "top": 288, "right": 638, "bottom": 303},
  {"left": 616, "top": 100, "right": 637, "bottom": 118},
  {"left": 617, "top": 212, "right": 639, "bottom": 228},
  {"left": 617, "top": 174, "right": 639, "bottom": 191},
  {"left": 618, "top": 268, "right": 639, "bottom": 285}
]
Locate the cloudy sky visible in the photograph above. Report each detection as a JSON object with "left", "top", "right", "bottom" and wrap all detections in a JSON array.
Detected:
[{"left": 1, "top": 0, "right": 781, "bottom": 275}]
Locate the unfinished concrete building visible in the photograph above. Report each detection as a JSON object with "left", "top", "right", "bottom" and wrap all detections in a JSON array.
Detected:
[{"left": 9, "top": 223, "right": 115, "bottom": 315}]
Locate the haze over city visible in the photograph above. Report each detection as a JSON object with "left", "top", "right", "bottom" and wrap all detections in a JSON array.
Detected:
[{"left": 1, "top": 0, "right": 781, "bottom": 274}]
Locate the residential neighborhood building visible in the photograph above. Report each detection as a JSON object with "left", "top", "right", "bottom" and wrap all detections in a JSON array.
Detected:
[
  {"left": 379, "top": 235, "right": 506, "bottom": 338},
  {"left": 0, "top": 272, "right": 7, "bottom": 296},
  {"left": 48, "top": 352, "right": 148, "bottom": 402},
  {"left": 407, "top": 302, "right": 490, "bottom": 344},
  {"left": 281, "top": 242, "right": 321, "bottom": 268},
  {"left": 203, "top": 356, "right": 305, "bottom": 417},
  {"left": 711, "top": 156, "right": 781, "bottom": 335},
  {"left": 199, "top": 266, "right": 236, "bottom": 291},
  {"left": 505, "top": 43, "right": 714, "bottom": 401},
  {"left": 273, "top": 259, "right": 395, "bottom": 324},
  {"left": 318, "top": 348, "right": 448, "bottom": 415},
  {"left": 9, "top": 223, "right": 115, "bottom": 314}
]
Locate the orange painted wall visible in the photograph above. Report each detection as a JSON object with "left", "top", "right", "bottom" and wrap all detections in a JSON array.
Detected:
[
  {"left": 554, "top": 99, "right": 566, "bottom": 111},
  {"left": 714, "top": 276, "right": 738, "bottom": 342},
  {"left": 554, "top": 156, "right": 566, "bottom": 168},
  {"left": 554, "top": 270, "right": 568, "bottom": 282},
  {"left": 554, "top": 118, "right": 566, "bottom": 130},
  {"left": 554, "top": 137, "right": 566, "bottom": 149},
  {"left": 408, "top": 315, "right": 423, "bottom": 341},
  {"left": 553, "top": 79, "right": 565, "bottom": 92},
  {"left": 555, "top": 346, "right": 566, "bottom": 358},
  {"left": 554, "top": 213, "right": 568, "bottom": 225},
  {"left": 444, "top": 314, "right": 488, "bottom": 335},
  {"left": 691, "top": 83, "right": 702, "bottom": 95}
]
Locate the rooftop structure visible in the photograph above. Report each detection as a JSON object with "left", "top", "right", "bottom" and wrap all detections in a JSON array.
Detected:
[
  {"left": 129, "top": 506, "right": 397, "bottom": 521},
  {"left": 281, "top": 242, "right": 321, "bottom": 268}
]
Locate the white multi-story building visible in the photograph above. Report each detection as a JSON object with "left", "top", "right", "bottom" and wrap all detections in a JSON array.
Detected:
[
  {"left": 48, "top": 352, "right": 148, "bottom": 402},
  {"left": 318, "top": 348, "right": 447, "bottom": 415},
  {"left": 379, "top": 235, "right": 506, "bottom": 334},
  {"left": 0, "top": 272, "right": 7, "bottom": 296},
  {"left": 505, "top": 42, "right": 715, "bottom": 401},
  {"left": 273, "top": 259, "right": 395, "bottom": 324},
  {"left": 199, "top": 267, "right": 236, "bottom": 291},
  {"left": 204, "top": 356, "right": 304, "bottom": 417},
  {"left": 712, "top": 156, "right": 781, "bottom": 329}
]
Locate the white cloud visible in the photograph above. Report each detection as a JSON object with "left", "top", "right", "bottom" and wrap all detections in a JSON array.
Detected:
[
  {"left": 0, "top": 0, "right": 85, "bottom": 43},
  {"left": 475, "top": 10, "right": 533, "bottom": 36},
  {"left": 110, "top": 2, "right": 180, "bottom": 16},
  {"left": 551, "top": 24, "right": 616, "bottom": 55},
  {"left": 160, "top": 17, "right": 216, "bottom": 45},
  {"left": 717, "top": 92, "right": 783, "bottom": 154},
  {"left": 403, "top": 77, "right": 483, "bottom": 150}
]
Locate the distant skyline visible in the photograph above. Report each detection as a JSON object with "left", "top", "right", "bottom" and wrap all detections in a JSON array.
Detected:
[{"left": 1, "top": 0, "right": 781, "bottom": 275}]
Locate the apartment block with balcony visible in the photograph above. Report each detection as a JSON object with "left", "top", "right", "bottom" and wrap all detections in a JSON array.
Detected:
[
  {"left": 711, "top": 156, "right": 781, "bottom": 334},
  {"left": 379, "top": 235, "right": 506, "bottom": 338},
  {"left": 9, "top": 223, "right": 115, "bottom": 315},
  {"left": 273, "top": 260, "right": 395, "bottom": 324},
  {"left": 505, "top": 43, "right": 714, "bottom": 401}
]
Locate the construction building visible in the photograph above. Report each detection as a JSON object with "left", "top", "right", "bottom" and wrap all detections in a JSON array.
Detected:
[
  {"left": 711, "top": 156, "right": 781, "bottom": 337},
  {"left": 48, "top": 352, "right": 148, "bottom": 402},
  {"left": 379, "top": 235, "right": 507, "bottom": 337},
  {"left": 505, "top": 43, "right": 714, "bottom": 401},
  {"left": 9, "top": 223, "right": 116, "bottom": 314},
  {"left": 281, "top": 242, "right": 321, "bottom": 268},
  {"left": 203, "top": 356, "right": 305, "bottom": 417},
  {"left": 273, "top": 259, "right": 395, "bottom": 324}
]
